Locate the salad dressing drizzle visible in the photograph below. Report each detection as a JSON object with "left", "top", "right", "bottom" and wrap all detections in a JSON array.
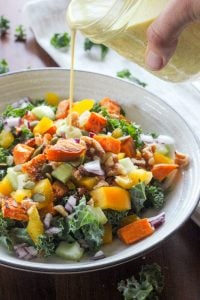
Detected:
[{"left": 68, "top": 29, "right": 76, "bottom": 126}]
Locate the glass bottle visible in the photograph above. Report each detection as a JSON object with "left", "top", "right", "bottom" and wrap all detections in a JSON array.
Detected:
[{"left": 67, "top": 0, "right": 200, "bottom": 82}]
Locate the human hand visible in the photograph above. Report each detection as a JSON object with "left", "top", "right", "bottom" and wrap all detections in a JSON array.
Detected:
[{"left": 145, "top": 0, "right": 200, "bottom": 70}]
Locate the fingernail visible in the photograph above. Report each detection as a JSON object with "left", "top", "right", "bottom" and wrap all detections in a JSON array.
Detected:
[{"left": 146, "top": 50, "right": 163, "bottom": 70}]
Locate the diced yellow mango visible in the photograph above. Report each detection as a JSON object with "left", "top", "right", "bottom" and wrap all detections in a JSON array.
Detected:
[
  {"left": 79, "top": 176, "right": 98, "bottom": 190},
  {"left": 117, "top": 152, "right": 126, "bottom": 160},
  {"left": 154, "top": 152, "right": 174, "bottom": 164},
  {"left": 115, "top": 169, "right": 152, "bottom": 189},
  {"left": 33, "top": 117, "right": 54, "bottom": 135},
  {"left": 11, "top": 189, "right": 32, "bottom": 203},
  {"left": 72, "top": 99, "right": 94, "bottom": 115},
  {"left": 0, "top": 175, "right": 14, "bottom": 196},
  {"left": 33, "top": 178, "right": 54, "bottom": 209},
  {"left": 103, "top": 223, "right": 113, "bottom": 244},
  {"left": 0, "top": 130, "right": 14, "bottom": 148},
  {"left": 27, "top": 205, "right": 44, "bottom": 244},
  {"left": 45, "top": 92, "right": 59, "bottom": 106},
  {"left": 91, "top": 186, "right": 131, "bottom": 211}
]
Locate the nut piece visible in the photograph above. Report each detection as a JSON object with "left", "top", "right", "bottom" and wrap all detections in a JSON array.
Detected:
[
  {"left": 175, "top": 151, "right": 189, "bottom": 167},
  {"left": 54, "top": 205, "right": 68, "bottom": 217}
]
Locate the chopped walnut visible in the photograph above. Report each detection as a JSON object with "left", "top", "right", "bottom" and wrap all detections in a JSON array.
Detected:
[
  {"left": 175, "top": 151, "right": 189, "bottom": 167},
  {"left": 81, "top": 136, "right": 105, "bottom": 157},
  {"left": 93, "top": 180, "right": 109, "bottom": 189}
]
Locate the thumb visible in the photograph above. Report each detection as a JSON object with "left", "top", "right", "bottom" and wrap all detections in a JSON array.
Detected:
[{"left": 145, "top": 0, "right": 199, "bottom": 71}]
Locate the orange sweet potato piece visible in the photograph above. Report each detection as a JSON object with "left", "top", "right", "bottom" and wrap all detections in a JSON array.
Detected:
[
  {"left": 13, "top": 144, "right": 34, "bottom": 165},
  {"left": 22, "top": 154, "right": 47, "bottom": 180},
  {"left": 85, "top": 112, "right": 107, "bottom": 133},
  {"left": 1, "top": 198, "right": 28, "bottom": 221},
  {"left": 46, "top": 125, "right": 57, "bottom": 135},
  {"left": 100, "top": 97, "right": 121, "bottom": 115},
  {"left": 94, "top": 135, "right": 121, "bottom": 154},
  {"left": 25, "top": 138, "right": 36, "bottom": 148},
  {"left": 52, "top": 181, "right": 69, "bottom": 199},
  {"left": 151, "top": 163, "right": 179, "bottom": 181},
  {"left": 46, "top": 138, "right": 86, "bottom": 161},
  {"left": 120, "top": 136, "right": 136, "bottom": 158},
  {"left": 117, "top": 218, "right": 154, "bottom": 245},
  {"left": 56, "top": 99, "right": 70, "bottom": 119}
]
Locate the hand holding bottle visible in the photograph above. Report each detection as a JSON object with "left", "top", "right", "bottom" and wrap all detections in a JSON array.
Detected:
[{"left": 146, "top": 0, "right": 200, "bottom": 71}]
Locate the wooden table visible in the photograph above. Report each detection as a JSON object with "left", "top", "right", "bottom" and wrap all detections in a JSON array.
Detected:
[{"left": 0, "top": 1, "right": 200, "bottom": 299}]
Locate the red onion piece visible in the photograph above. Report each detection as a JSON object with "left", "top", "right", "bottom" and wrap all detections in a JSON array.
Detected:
[
  {"left": 140, "top": 134, "right": 154, "bottom": 144},
  {"left": 83, "top": 160, "right": 105, "bottom": 176},
  {"left": 4, "top": 117, "right": 21, "bottom": 128},
  {"left": 149, "top": 212, "right": 165, "bottom": 229},
  {"left": 92, "top": 250, "right": 106, "bottom": 260},
  {"left": 44, "top": 213, "right": 53, "bottom": 229},
  {"left": 14, "top": 243, "right": 37, "bottom": 260},
  {"left": 65, "top": 196, "right": 77, "bottom": 213},
  {"left": 24, "top": 246, "right": 38, "bottom": 257},
  {"left": 46, "top": 227, "right": 62, "bottom": 235},
  {"left": 12, "top": 98, "right": 30, "bottom": 108},
  {"left": 89, "top": 132, "right": 95, "bottom": 138},
  {"left": 74, "top": 138, "right": 80, "bottom": 143}
]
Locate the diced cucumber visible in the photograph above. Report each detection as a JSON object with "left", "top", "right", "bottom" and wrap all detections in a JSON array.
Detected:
[
  {"left": 119, "top": 157, "right": 137, "bottom": 174},
  {"left": 55, "top": 241, "right": 84, "bottom": 261},
  {"left": 7, "top": 167, "right": 20, "bottom": 190},
  {"left": 156, "top": 135, "right": 175, "bottom": 158},
  {"left": 88, "top": 206, "right": 108, "bottom": 225},
  {"left": 52, "top": 163, "right": 73, "bottom": 184},
  {"left": 32, "top": 105, "right": 55, "bottom": 120}
]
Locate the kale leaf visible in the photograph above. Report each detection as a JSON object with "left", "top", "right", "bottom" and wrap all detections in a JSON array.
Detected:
[
  {"left": 68, "top": 197, "right": 104, "bottom": 253},
  {"left": 0, "top": 147, "right": 10, "bottom": 163},
  {"left": 50, "top": 33, "right": 71, "bottom": 50},
  {"left": 104, "top": 209, "right": 129, "bottom": 233},
  {"left": 129, "top": 183, "right": 147, "bottom": 215},
  {"left": 0, "top": 15, "right": 10, "bottom": 36},
  {"left": 36, "top": 234, "right": 56, "bottom": 257},
  {"left": 117, "top": 69, "right": 147, "bottom": 88},
  {"left": 0, "top": 212, "right": 15, "bottom": 251},
  {"left": 13, "top": 126, "right": 34, "bottom": 144},
  {"left": 84, "top": 38, "right": 109, "bottom": 60},
  {"left": 118, "top": 263, "right": 164, "bottom": 300},
  {"left": 15, "top": 25, "right": 26, "bottom": 42},
  {"left": 145, "top": 181, "right": 165, "bottom": 210},
  {"left": 3, "top": 102, "right": 34, "bottom": 117},
  {"left": 0, "top": 59, "right": 9, "bottom": 74}
]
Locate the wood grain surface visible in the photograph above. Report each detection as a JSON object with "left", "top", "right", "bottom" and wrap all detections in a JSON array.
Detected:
[{"left": 0, "top": 1, "right": 200, "bottom": 300}]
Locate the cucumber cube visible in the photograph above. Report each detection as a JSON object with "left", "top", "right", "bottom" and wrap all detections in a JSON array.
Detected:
[
  {"left": 52, "top": 163, "right": 73, "bottom": 184},
  {"left": 88, "top": 206, "right": 108, "bottom": 225},
  {"left": 119, "top": 157, "right": 137, "bottom": 173},
  {"left": 32, "top": 105, "right": 55, "bottom": 120},
  {"left": 55, "top": 241, "right": 84, "bottom": 261}
]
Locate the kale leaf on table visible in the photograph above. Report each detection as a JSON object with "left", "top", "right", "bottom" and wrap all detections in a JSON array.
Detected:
[
  {"left": 0, "top": 15, "right": 10, "bottom": 37},
  {"left": 118, "top": 263, "right": 164, "bottom": 300},
  {"left": 50, "top": 32, "right": 71, "bottom": 50},
  {"left": 0, "top": 59, "right": 9, "bottom": 74},
  {"left": 117, "top": 69, "right": 147, "bottom": 88},
  {"left": 15, "top": 25, "right": 26, "bottom": 42},
  {"left": 84, "top": 38, "right": 109, "bottom": 60}
]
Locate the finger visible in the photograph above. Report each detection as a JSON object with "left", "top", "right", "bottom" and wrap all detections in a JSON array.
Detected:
[{"left": 145, "top": 0, "right": 199, "bottom": 70}]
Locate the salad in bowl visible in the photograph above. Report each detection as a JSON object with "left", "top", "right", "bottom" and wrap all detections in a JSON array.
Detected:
[{"left": 0, "top": 93, "right": 189, "bottom": 262}]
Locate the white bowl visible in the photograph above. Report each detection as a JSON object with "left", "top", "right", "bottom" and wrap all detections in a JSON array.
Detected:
[{"left": 0, "top": 68, "right": 199, "bottom": 273}]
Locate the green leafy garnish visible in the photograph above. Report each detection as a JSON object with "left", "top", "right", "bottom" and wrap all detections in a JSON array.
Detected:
[
  {"left": 15, "top": 25, "right": 26, "bottom": 41},
  {"left": 68, "top": 197, "right": 104, "bottom": 252},
  {"left": 0, "top": 147, "right": 10, "bottom": 164},
  {"left": 0, "top": 15, "right": 10, "bottom": 36},
  {"left": 36, "top": 235, "right": 56, "bottom": 257},
  {"left": 3, "top": 102, "right": 34, "bottom": 118},
  {"left": 13, "top": 126, "right": 34, "bottom": 144},
  {"left": 129, "top": 183, "right": 146, "bottom": 215},
  {"left": 117, "top": 69, "right": 147, "bottom": 88},
  {"left": 0, "top": 59, "right": 9, "bottom": 74},
  {"left": 145, "top": 181, "right": 165, "bottom": 210},
  {"left": 104, "top": 209, "right": 129, "bottom": 233},
  {"left": 118, "top": 263, "right": 164, "bottom": 300},
  {"left": 0, "top": 212, "right": 14, "bottom": 251},
  {"left": 50, "top": 33, "right": 71, "bottom": 50},
  {"left": 84, "top": 38, "right": 109, "bottom": 60}
]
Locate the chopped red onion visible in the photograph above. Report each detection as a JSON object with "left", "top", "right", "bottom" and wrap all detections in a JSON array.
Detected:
[
  {"left": 92, "top": 250, "right": 106, "bottom": 260},
  {"left": 65, "top": 195, "right": 77, "bottom": 213},
  {"left": 149, "top": 212, "right": 165, "bottom": 229},
  {"left": 12, "top": 98, "right": 30, "bottom": 108},
  {"left": 15, "top": 247, "right": 28, "bottom": 259},
  {"left": 46, "top": 227, "right": 62, "bottom": 235},
  {"left": 74, "top": 138, "right": 80, "bottom": 143},
  {"left": 24, "top": 246, "right": 38, "bottom": 257},
  {"left": 156, "top": 135, "right": 174, "bottom": 145},
  {"left": 141, "top": 134, "right": 154, "bottom": 144},
  {"left": 14, "top": 243, "right": 37, "bottom": 260},
  {"left": 83, "top": 159, "right": 105, "bottom": 176},
  {"left": 89, "top": 132, "right": 95, "bottom": 138},
  {"left": 44, "top": 213, "right": 53, "bottom": 229},
  {"left": 4, "top": 117, "right": 21, "bottom": 128}
]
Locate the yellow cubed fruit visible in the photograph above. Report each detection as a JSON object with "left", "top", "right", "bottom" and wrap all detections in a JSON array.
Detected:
[
  {"left": 154, "top": 152, "right": 174, "bottom": 164},
  {"left": 33, "top": 178, "right": 54, "bottom": 209},
  {"left": 102, "top": 223, "right": 113, "bottom": 245},
  {"left": 45, "top": 92, "right": 59, "bottom": 106},
  {"left": 115, "top": 169, "right": 152, "bottom": 189},
  {"left": 72, "top": 99, "right": 94, "bottom": 115},
  {"left": 79, "top": 176, "right": 98, "bottom": 190},
  {"left": 117, "top": 152, "right": 126, "bottom": 160},
  {"left": 33, "top": 117, "right": 54, "bottom": 135},
  {"left": 91, "top": 186, "right": 131, "bottom": 211},
  {"left": 0, "top": 130, "right": 14, "bottom": 148},
  {"left": 11, "top": 189, "right": 32, "bottom": 203},
  {"left": 0, "top": 175, "right": 14, "bottom": 196},
  {"left": 27, "top": 205, "right": 44, "bottom": 244}
]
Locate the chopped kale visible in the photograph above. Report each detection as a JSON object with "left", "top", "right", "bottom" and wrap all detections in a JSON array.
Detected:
[
  {"left": 50, "top": 32, "right": 71, "bottom": 50},
  {"left": 0, "top": 212, "right": 15, "bottom": 251},
  {"left": 15, "top": 25, "right": 26, "bottom": 42},
  {"left": 117, "top": 69, "right": 147, "bottom": 88},
  {"left": 13, "top": 126, "right": 34, "bottom": 144},
  {"left": 145, "top": 181, "right": 165, "bottom": 210},
  {"left": 104, "top": 209, "right": 129, "bottom": 233},
  {"left": 84, "top": 38, "right": 109, "bottom": 60},
  {"left": 0, "top": 147, "right": 10, "bottom": 163},
  {"left": 0, "top": 59, "right": 9, "bottom": 74},
  {"left": 118, "top": 263, "right": 164, "bottom": 300},
  {"left": 0, "top": 15, "right": 10, "bottom": 36},
  {"left": 3, "top": 102, "right": 34, "bottom": 118},
  {"left": 36, "top": 234, "right": 56, "bottom": 257},
  {"left": 129, "top": 183, "right": 146, "bottom": 215}
]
